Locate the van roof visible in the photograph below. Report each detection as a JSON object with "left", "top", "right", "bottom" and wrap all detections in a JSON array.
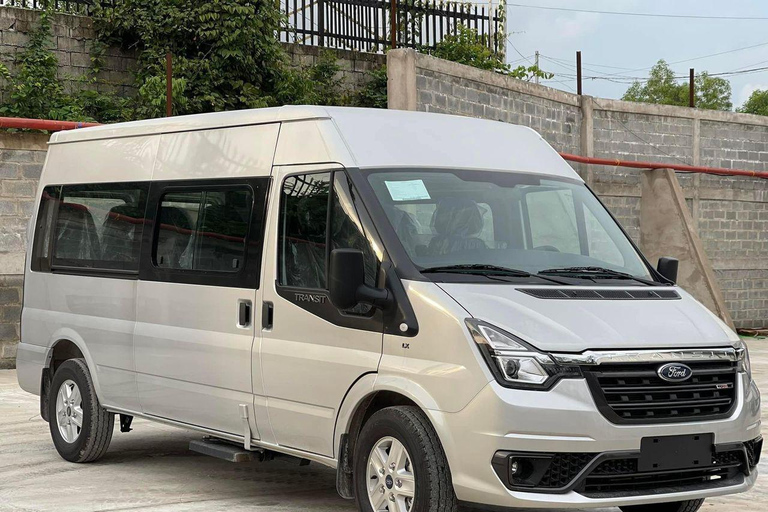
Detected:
[{"left": 49, "top": 106, "right": 580, "bottom": 180}]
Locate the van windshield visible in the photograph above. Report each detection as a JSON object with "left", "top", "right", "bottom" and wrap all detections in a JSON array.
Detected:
[{"left": 366, "top": 169, "right": 653, "bottom": 281}]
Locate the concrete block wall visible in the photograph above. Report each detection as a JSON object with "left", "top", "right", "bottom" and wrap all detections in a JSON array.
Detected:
[
  {"left": 389, "top": 49, "right": 768, "bottom": 329},
  {"left": 0, "top": 132, "right": 47, "bottom": 368},
  {"left": 0, "top": 7, "right": 385, "bottom": 104},
  {"left": 0, "top": 6, "right": 137, "bottom": 100},
  {"left": 282, "top": 43, "right": 386, "bottom": 94}
]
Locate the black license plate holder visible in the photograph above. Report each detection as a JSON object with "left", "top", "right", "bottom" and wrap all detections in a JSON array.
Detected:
[{"left": 639, "top": 433, "right": 714, "bottom": 472}]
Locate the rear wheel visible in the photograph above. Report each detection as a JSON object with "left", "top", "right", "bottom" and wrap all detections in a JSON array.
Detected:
[
  {"left": 620, "top": 499, "right": 704, "bottom": 512},
  {"left": 48, "top": 358, "right": 114, "bottom": 462},
  {"left": 353, "top": 406, "right": 457, "bottom": 512}
]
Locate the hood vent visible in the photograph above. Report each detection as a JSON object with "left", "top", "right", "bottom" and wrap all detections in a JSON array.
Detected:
[{"left": 519, "top": 288, "right": 681, "bottom": 300}]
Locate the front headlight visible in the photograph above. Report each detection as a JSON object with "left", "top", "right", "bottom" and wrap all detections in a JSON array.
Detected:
[
  {"left": 735, "top": 339, "right": 752, "bottom": 381},
  {"left": 466, "top": 319, "right": 582, "bottom": 390}
]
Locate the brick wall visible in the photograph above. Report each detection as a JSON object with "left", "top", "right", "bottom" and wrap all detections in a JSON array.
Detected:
[{"left": 391, "top": 50, "right": 768, "bottom": 329}]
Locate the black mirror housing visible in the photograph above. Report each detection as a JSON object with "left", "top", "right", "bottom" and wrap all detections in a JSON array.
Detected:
[
  {"left": 657, "top": 257, "right": 679, "bottom": 283},
  {"left": 329, "top": 249, "right": 391, "bottom": 310}
]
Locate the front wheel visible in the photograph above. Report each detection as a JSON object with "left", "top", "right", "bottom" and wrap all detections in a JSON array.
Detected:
[
  {"left": 620, "top": 499, "right": 704, "bottom": 512},
  {"left": 48, "top": 358, "right": 114, "bottom": 462},
  {"left": 354, "top": 406, "right": 457, "bottom": 512}
]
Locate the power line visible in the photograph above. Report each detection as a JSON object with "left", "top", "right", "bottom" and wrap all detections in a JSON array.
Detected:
[
  {"left": 506, "top": 3, "right": 768, "bottom": 21},
  {"left": 505, "top": 33, "right": 536, "bottom": 66}
]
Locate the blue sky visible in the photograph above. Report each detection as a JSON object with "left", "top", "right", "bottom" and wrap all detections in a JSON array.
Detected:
[{"left": 504, "top": 1, "right": 768, "bottom": 108}]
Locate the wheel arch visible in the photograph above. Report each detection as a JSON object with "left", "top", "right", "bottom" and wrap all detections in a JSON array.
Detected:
[
  {"left": 333, "top": 375, "right": 446, "bottom": 499},
  {"left": 40, "top": 331, "right": 101, "bottom": 421}
]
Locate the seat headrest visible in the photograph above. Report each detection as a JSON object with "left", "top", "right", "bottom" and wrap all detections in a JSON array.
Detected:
[{"left": 431, "top": 197, "right": 484, "bottom": 238}]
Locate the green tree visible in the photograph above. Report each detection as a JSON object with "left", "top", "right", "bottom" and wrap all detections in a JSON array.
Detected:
[
  {"left": 0, "top": 8, "right": 90, "bottom": 120},
  {"left": 737, "top": 89, "right": 768, "bottom": 116},
  {"left": 429, "top": 25, "right": 551, "bottom": 81},
  {"left": 92, "top": 0, "right": 344, "bottom": 118},
  {"left": 622, "top": 60, "right": 732, "bottom": 111}
]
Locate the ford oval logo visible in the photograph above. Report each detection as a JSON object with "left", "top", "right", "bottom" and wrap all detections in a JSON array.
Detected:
[{"left": 657, "top": 363, "right": 693, "bottom": 382}]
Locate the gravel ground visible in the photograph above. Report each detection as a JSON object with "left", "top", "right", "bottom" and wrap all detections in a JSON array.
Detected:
[{"left": 0, "top": 339, "right": 765, "bottom": 511}]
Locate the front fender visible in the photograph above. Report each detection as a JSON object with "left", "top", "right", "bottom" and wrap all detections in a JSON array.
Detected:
[{"left": 333, "top": 373, "right": 443, "bottom": 457}]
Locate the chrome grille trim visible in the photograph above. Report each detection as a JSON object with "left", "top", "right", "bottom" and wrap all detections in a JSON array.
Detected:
[{"left": 550, "top": 347, "right": 741, "bottom": 366}]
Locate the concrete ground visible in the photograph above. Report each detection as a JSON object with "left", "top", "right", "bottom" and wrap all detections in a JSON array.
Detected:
[{"left": 0, "top": 340, "right": 766, "bottom": 512}]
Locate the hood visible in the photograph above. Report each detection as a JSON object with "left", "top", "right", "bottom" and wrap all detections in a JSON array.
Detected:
[{"left": 438, "top": 283, "right": 737, "bottom": 353}]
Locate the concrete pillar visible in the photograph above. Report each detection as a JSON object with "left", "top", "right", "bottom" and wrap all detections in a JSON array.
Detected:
[
  {"left": 387, "top": 49, "right": 418, "bottom": 111},
  {"left": 640, "top": 168, "right": 734, "bottom": 329},
  {"left": 691, "top": 116, "right": 702, "bottom": 231}
]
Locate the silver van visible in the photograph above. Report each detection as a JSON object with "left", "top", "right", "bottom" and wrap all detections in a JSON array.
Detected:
[{"left": 16, "top": 106, "right": 761, "bottom": 512}]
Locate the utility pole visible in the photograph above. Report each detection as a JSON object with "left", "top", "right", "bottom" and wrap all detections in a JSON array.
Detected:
[
  {"left": 689, "top": 68, "right": 695, "bottom": 108},
  {"left": 165, "top": 53, "right": 172, "bottom": 117},
  {"left": 488, "top": 0, "right": 495, "bottom": 54},
  {"left": 576, "top": 51, "right": 582, "bottom": 96},
  {"left": 535, "top": 51, "right": 540, "bottom": 85}
]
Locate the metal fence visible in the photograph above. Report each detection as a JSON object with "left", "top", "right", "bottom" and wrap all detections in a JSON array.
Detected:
[
  {"left": 0, "top": 0, "right": 106, "bottom": 15},
  {"left": 281, "top": 0, "right": 504, "bottom": 55}
]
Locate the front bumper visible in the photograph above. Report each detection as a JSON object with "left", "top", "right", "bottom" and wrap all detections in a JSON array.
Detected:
[{"left": 428, "top": 373, "right": 761, "bottom": 509}]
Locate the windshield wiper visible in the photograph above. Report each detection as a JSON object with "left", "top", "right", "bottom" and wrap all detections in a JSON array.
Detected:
[
  {"left": 420, "top": 264, "right": 572, "bottom": 285},
  {"left": 538, "top": 266, "right": 662, "bottom": 286},
  {"left": 421, "top": 264, "right": 530, "bottom": 276}
]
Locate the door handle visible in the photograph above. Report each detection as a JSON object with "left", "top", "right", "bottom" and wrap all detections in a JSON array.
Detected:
[
  {"left": 238, "top": 300, "right": 252, "bottom": 328},
  {"left": 262, "top": 301, "right": 274, "bottom": 330}
]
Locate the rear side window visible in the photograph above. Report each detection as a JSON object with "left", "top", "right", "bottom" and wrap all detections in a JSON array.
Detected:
[
  {"left": 154, "top": 188, "right": 253, "bottom": 272},
  {"left": 34, "top": 183, "right": 149, "bottom": 272}
]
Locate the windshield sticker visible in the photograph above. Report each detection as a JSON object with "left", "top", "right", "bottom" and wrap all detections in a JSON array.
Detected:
[{"left": 385, "top": 180, "right": 431, "bottom": 201}]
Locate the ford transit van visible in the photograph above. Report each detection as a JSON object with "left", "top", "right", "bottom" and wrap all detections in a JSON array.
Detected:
[{"left": 16, "top": 106, "right": 761, "bottom": 512}]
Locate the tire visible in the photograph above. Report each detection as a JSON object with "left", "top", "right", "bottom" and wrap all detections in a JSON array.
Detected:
[
  {"left": 48, "top": 358, "right": 114, "bottom": 462},
  {"left": 353, "top": 406, "right": 457, "bottom": 512},
  {"left": 620, "top": 499, "right": 705, "bottom": 512}
]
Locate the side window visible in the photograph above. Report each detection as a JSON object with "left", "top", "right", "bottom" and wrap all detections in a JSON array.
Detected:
[
  {"left": 40, "top": 183, "right": 149, "bottom": 271},
  {"left": 330, "top": 173, "right": 377, "bottom": 288},
  {"left": 278, "top": 171, "right": 378, "bottom": 295},
  {"left": 525, "top": 188, "right": 580, "bottom": 254},
  {"left": 279, "top": 173, "right": 332, "bottom": 288},
  {"left": 155, "top": 188, "right": 252, "bottom": 272}
]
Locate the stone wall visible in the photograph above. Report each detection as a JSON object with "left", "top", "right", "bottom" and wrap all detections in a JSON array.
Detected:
[{"left": 389, "top": 49, "right": 768, "bottom": 329}]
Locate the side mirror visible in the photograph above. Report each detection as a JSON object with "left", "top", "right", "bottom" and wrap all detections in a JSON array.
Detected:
[
  {"left": 329, "top": 249, "right": 391, "bottom": 310},
  {"left": 657, "top": 257, "right": 679, "bottom": 283}
]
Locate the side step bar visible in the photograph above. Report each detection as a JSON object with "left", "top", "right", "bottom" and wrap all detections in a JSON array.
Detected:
[
  {"left": 189, "top": 436, "right": 311, "bottom": 466},
  {"left": 189, "top": 437, "right": 261, "bottom": 463}
]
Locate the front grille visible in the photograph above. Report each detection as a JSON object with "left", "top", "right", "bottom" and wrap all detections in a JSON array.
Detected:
[
  {"left": 537, "top": 453, "right": 596, "bottom": 488},
  {"left": 583, "top": 361, "right": 738, "bottom": 424},
  {"left": 580, "top": 450, "right": 745, "bottom": 497}
]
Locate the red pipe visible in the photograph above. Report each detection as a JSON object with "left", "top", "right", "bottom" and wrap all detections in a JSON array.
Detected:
[
  {"left": 560, "top": 152, "right": 768, "bottom": 180},
  {"left": 2, "top": 116, "right": 767, "bottom": 180},
  {"left": 0, "top": 117, "right": 100, "bottom": 131}
]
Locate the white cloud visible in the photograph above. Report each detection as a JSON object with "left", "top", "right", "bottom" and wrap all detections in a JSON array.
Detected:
[
  {"left": 552, "top": 13, "right": 602, "bottom": 40},
  {"left": 738, "top": 83, "right": 768, "bottom": 106}
]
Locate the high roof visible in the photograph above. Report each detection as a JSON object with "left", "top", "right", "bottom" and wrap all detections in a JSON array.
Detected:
[{"left": 49, "top": 106, "right": 580, "bottom": 180}]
